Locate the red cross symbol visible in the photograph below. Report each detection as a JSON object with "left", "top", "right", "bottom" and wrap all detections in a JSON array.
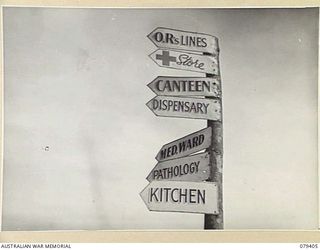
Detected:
[{"left": 155, "top": 50, "right": 176, "bottom": 66}]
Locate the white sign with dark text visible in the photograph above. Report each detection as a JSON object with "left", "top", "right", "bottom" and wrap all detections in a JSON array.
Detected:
[
  {"left": 148, "top": 76, "right": 221, "bottom": 97},
  {"left": 146, "top": 96, "right": 221, "bottom": 121},
  {"left": 146, "top": 152, "right": 210, "bottom": 182},
  {"left": 148, "top": 27, "right": 219, "bottom": 55},
  {"left": 140, "top": 180, "right": 219, "bottom": 214},
  {"left": 149, "top": 49, "right": 219, "bottom": 74}
]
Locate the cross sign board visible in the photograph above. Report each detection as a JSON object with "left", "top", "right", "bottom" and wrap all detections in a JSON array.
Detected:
[
  {"left": 148, "top": 27, "right": 219, "bottom": 55},
  {"left": 149, "top": 49, "right": 219, "bottom": 74},
  {"left": 140, "top": 180, "right": 219, "bottom": 214}
]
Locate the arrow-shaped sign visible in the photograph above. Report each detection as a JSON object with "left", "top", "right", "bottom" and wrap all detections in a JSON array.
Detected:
[
  {"left": 149, "top": 49, "right": 219, "bottom": 75},
  {"left": 146, "top": 152, "right": 210, "bottom": 182},
  {"left": 155, "top": 127, "right": 212, "bottom": 162},
  {"left": 147, "top": 27, "right": 219, "bottom": 55},
  {"left": 140, "top": 180, "right": 219, "bottom": 214},
  {"left": 148, "top": 76, "right": 221, "bottom": 97},
  {"left": 146, "top": 95, "right": 221, "bottom": 121}
]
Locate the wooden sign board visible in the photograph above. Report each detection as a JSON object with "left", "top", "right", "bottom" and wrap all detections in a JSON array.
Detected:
[
  {"left": 140, "top": 181, "right": 219, "bottom": 214},
  {"left": 147, "top": 27, "right": 219, "bottom": 55},
  {"left": 155, "top": 127, "right": 212, "bottom": 162},
  {"left": 146, "top": 96, "right": 221, "bottom": 121},
  {"left": 146, "top": 152, "right": 210, "bottom": 182},
  {"left": 149, "top": 49, "right": 219, "bottom": 74},
  {"left": 148, "top": 76, "right": 221, "bottom": 97}
]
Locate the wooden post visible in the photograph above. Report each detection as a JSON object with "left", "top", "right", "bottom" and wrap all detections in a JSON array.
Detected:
[{"left": 204, "top": 44, "right": 224, "bottom": 229}]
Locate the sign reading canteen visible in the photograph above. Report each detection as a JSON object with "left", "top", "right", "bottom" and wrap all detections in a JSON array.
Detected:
[
  {"left": 148, "top": 76, "right": 221, "bottom": 97},
  {"left": 148, "top": 27, "right": 219, "bottom": 55},
  {"left": 140, "top": 180, "right": 219, "bottom": 214}
]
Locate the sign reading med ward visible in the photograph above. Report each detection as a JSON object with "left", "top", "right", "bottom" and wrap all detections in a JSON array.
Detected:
[{"left": 155, "top": 127, "right": 212, "bottom": 162}]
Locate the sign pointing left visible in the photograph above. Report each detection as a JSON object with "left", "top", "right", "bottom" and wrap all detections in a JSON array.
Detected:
[
  {"left": 149, "top": 49, "right": 219, "bottom": 74},
  {"left": 146, "top": 152, "right": 210, "bottom": 182},
  {"left": 148, "top": 76, "right": 221, "bottom": 97},
  {"left": 155, "top": 127, "right": 212, "bottom": 162},
  {"left": 147, "top": 27, "right": 219, "bottom": 55},
  {"left": 146, "top": 95, "right": 221, "bottom": 121},
  {"left": 140, "top": 181, "right": 219, "bottom": 214}
]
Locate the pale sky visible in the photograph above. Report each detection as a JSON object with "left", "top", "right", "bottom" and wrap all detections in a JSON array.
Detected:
[{"left": 2, "top": 7, "right": 318, "bottom": 230}]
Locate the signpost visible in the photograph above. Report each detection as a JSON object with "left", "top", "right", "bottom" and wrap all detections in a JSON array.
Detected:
[
  {"left": 146, "top": 152, "right": 210, "bottom": 182},
  {"left": 204, "top": 51, "right": 224, "bottom": 229},
  {"left": 155, "top": 127, "right": 212, "bottom": 162},
  {"left": 148, "top": 76, "right": 221, "bottom": 97},
  {"left": 147, "top": 27, "right": 219, "bottom": 55},
  {"left": 146, "top": 95, "right": 221, "bottom": 121},
  {"left": 140, "top": 181, "right": 219, "bottom": 214},
  {"left": 149, "top": 49, "right": 219, "bottom": 74},
  {"left": 143, "top": 27, "right": 223, "bottom": 230}
]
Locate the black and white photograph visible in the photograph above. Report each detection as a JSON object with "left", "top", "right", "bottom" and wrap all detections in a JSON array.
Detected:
[{"left": 1, "top": 6, "right": 318, "bottom": 232}]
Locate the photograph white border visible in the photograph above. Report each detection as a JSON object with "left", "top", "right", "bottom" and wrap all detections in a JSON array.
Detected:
[{"left": 0, "top": 0, "right": 318, "bottom": 243}]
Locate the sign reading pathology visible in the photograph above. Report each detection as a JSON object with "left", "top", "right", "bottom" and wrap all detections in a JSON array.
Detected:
[
  {"left": 155, "top": 127, "right": 212, "bottom": 162},
  {"left": 148, "top": 76, "right": 221, "bottom": 97},
  {"left": 148, "top": 27, "right": 219, "bottom": 55},
  {"left": 146, "top": 95, "right": 221, "bottom": 121},
  {"left": 149, "top": 49, "right": 219, "bottom": 74},
  {"left": 140, "top": 180, "right": 219, "bottom": 214},
  {"left": 147, "top": 152, "right": 210, "bottom": 182}
]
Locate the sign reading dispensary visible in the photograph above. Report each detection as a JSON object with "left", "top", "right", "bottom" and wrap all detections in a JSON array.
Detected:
[{"left": 146, "top": 95, "right": 221, "bottom": 121}]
